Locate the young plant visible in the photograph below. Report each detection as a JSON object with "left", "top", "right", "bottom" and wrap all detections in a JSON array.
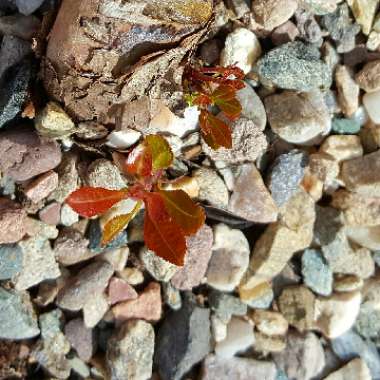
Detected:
[
  {"left": 66, "top": 135, "right": 205, "bottom": 266},
  {"left": 184, "top": 65, "right": 245, "bottom": 149}
]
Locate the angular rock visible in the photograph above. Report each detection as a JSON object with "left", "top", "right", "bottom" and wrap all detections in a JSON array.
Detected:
[
  {"left": 294, "top": 9, "right": 322, "bottom": 44},
  {"left": 83, "top": 292, "right": 109, "bottom": 328},
  {"left": 0, "top": 198, "right": 27, "bottom": 244},
  {"left": 320, "top": 135, "right": 363, "bottom": 162},
  {"left": 256, "top": 41, "right": 332, "bottom": 91},
  {"left": 206, "top": 223, "right": 250, "bottom": 292},
  {"left": 0, "top": 243, "right": 22, "bottom": 280},
  {"left": 271, "top": 21, "right": 300, "bottom": 46},
  {"left": 325, "top": 358, "right": 371, "bottom": 380},
  {"left": 0, "top": 127, "right": 62, "bottom": 182},
  {"left": 112, "top": 282, "right": 162, "bottom": 322},
  {"left": 65, "top": 318, "right": 94, "bottom": 362},
  {"left": 86, "top": 159, "right": 127, "bottom": 190},
  {"left": 108, "top": 277, "right": 138, "bottom": 305},
  {"left": 228, "top": 164, "right": 278, "bottom": 223},
  {"left": 265, "top": 90, "right": 331, "bottom": 145},
  {"left": 171, "top": 225, "right": 213, "bottom": 290},
  {"left": 0, "top": 287, "right": 40, "bottom": 340},
  {"left": 347, "top": 0, "right": 379, "bottom": 35},
  {"left": 155, "top": 295, "right": 211, "bottom": 380},
  {"left": 335, "top": 65, "right": 359, "bottom": 117},
  {"left": 107, "top": 320, "right": 155, "bottom": 380},
  {"left": 24, "top": 170, "right": 59, "bottom": 203},
  {"left": 356, "top": 60, "right": 380, "bottom": 93}
]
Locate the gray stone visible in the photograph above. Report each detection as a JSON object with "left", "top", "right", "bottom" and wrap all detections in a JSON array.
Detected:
[
  {"left": 0, "top": 287, "right": 40, "bottom": 339},
  {"left": 0, "top": 243, "right": 22, "bottom": 280},
  {"left": 155, "top": 295, "right": 211, "bottom": 380},
  {"left": 321, "top": 4, "right": 361, "bottom": 53},
  {"left": 313, "top": 206, "right": 342, "bottom": 247},
  {"left": 246, "top": 287, "right": 274, "bottom": 309},
  {"left": 208, "top": 291, "right": 247, "bottom": 323},
  {"left": 299, "top": 0, "right": 340, "bottom": 15},
  {"left": 332, "top": 330, "right": 380, "bottom": 379},
  {"left": 65, "top": 318, "right": 94, "bottom": 362},
  {"left": 295, "top": 9, "right": 323, "bottom": 44},
  {"left": 0, "top": 14, "right": 40, "bottom": 40},
  {"left": 256, "top": 41, "right": 332, "bottom": 91},
  {"left": 15, "top": 0, "right": 44, "bottom": 15},
  {"left": 267, "top": 150, "right": 308, "bottom": 207},
  {"left": 107, "top": 320, "right": 154, "bottom": 380},
  {"left": 302, "top": 249, "right": 333, "bottom": 296}
]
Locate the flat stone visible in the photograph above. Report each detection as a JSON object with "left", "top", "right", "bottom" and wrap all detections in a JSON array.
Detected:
[
  {"left": 0, "top": 287, "right": 40, "bottom": 340},
  {"left": 265, "top": 90, "right": 331, "bottom": 145},
  {"left": 107, "top": 320, "right": 154, "bottom": 380},
  {"left": 215, "top": 317, "right": 255, "bottom": 359},
  {"left": 112, "top": 282, "right": 162, "bottom": 322},
  {"left": 228, "top": 164, "right": 278, "bottom": 223},
  {"left": 256, "top": 41, "right": 332, "bottom": 91},
  {"left": 107, "top": 277, "right": 138, "bottom": 305},
  {"left": 171, "top": 225, "right": 213, "bottom": 290},
  {"left": 201, "top": 355, "right": 277, "bottom": 380},
  {"left": 302, "top": 249, "right": 333, "bottom": 296},
  {"left": 267, "top": 150, "right": 308, "bottom": 207},
  {"left": 308, "top": 152, "right": 340, "bottom": 190},
  {"left": 64, "top": 318, "right": 94, "bottom": 362},
  {"left": 155, "top": 295, "right": 211, "bottom": 380},
  {"left": 24, "top": 170, "right": 59, "bottom": 203},
  {"left": 356, "top": 60, "right": 380, "bottom": 93},
  {"left": 245, "top": 286, "right": 274, "bottom": 309},
  {"left": 363, "top": 89, "right": 380, "bottom": 124},
  {"left": 324, "top": 358, "right": 371, "bottom": 380},
  {"left": 86, "top": 158, "right": 127, "bottom": 190},
  {"left": 273, "top": 331, "right": 325, "bottom": 380},
  {"left": 0, "top": 127, "right": 62, "bottom": 182},
  {"left": 206, "top": 223, "right": 250, "bottom": 292},
  {"left": 57, "top": 261, "right": 113, "bottom": 311},
  {"left": 251, "top": 310, "right": 289, "bottom": 336},
  {"left": 220, "top": 28, "right": 261, "bottom": 73},
  {"left": 0, "top": 244, "right": 22, "bottom": 280},
  {"left": 0, "top": 198, "right": 27, "bottom": 244},
  {"left": 335, "top": 65, "right": 359, "bottom": 117}
]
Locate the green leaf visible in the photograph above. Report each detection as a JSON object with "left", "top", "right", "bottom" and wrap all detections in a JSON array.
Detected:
[
  {"left": 211, "top": 85, "right": 242, "bottom": 120},
  {"left": 145, "top": 134, "right": 174, "bottom": 171}
]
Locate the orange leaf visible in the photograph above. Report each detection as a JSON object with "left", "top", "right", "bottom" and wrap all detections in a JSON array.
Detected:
[
  {"left": 199, "top": 110, "right": 232, "bottom": 149},
  {"left": 144, "top": 192, "right": 186, "bottom": 266},
  {"left": 101, "top": 201, "right": 142, "bottom": 245},
  {"left": 66, "top": 187, "right": 128, "bottom": 217},
  {"left": 158, "top": 189, "right": 205, "bottom": 235},
  {"left": 125, "top": 143, "right": 152, "bottom": 177},
  {"left": 212, "top": 85, "right": 242, "bottom": 120}
]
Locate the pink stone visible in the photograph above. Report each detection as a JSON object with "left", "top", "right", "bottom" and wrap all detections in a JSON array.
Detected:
[
  {"left": 39, "top": 202, "right": 61, "bottom": 225},
  {"left": 108, "top": 277, "right": 138, "bottom": 305},
  {"left": 0, "top": 198, "right": 27, "bottom": 243},
  {"left": 112, "top": 282, "right": 162, "bottom": 322},
  {"left": 24, "top": 170, "right": 59, "bottom": 203},
  {"left": 171, "top": 225, "right": 213, "bottom": 290}
]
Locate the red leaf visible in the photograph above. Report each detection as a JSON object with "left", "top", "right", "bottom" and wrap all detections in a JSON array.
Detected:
[
  {"left": 143, "top": 192, "right": 186, "bottom": 266},
  {"left": 212, "top": 85, "right": 242, "bottom": 120},
  {"left": 66, "top": 187, "right": 128, "bottom": 217},
  {"left": 125, "top": 143, "right": 153, "bottom": 177},
  {"left": 199, "top": 110, "right": 232, "bottom": 149}
]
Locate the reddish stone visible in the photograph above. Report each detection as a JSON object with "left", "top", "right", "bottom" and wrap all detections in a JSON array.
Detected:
[
  {"left": 108, "top": 277, "right": 138, "bottom": 305},
  {"left": 39, "top": 202, "right": 61, "bottom": 225},
  {"left": 24, "top": 170, "right": 59, "bottom": 203},
  {"left": 0, "top": 198, "right": 27, "bottom": 243}
]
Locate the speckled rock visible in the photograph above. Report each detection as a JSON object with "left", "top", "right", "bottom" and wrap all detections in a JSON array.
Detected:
[
  {"left": 0, "top": 198, "right": 27, "bottom": 244},
  {"left": 335, "top": 65, "right": 359, "bottom": 117},
  {"left": 86, "top": 159, "right": 127, "bottom": 190},
  {"left": 0, "top": 244, "right": 22, "bottom": 280},
  {"left": 64, "top": 318, "right": 94, "bottom": 362}
]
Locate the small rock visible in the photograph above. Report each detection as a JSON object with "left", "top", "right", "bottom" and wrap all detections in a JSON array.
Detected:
[
  {"left": 35, "top": 101, "right": 75, "bottom": 138},
  {"left": 228, "top": 164, "right": 278, "bottom": 223},
  {"left": 334, "top": 274, "right": 363, "bottom": 292},
  {"left": 265, "top": 90, "right": 331, "bottom": 145},
  {"left": 347, "top": 0, "right": 379, "bottom": 35},
  {"left": 140, "top": 247, "right": 179, "bottom": 282},
  {"left": 211, "top": 315, "right": 228, "bottom": 342},
  {"left": 208, "top": 291, "right": 248, "bottom": 323},
  {"left": 299, "top": 0, "right": 340, "bottom": 15},
  {"left": 302, "top": 249, "right": 333, "bottom": 296},
  {"left": 60, "top": 203, "right": 79, "bottom": 227},
  {"left": 65, "top": 318, "right": 94, "bottom": 362},
  {"left": 363, "top": 89, "right": 380, "bottom": 124},
  {"left": 206, "top": 223, "right": 250, "bottom": 292},
  {"left": 24, "top": 170, "right": 58, "bottom": 203},
  {"left": 112, "top": 282, "right": 162, "bottom": 322},
  {"left": 273, "top": 331, "right": 325, "bottom": 380},
  {"left": 321, "top": 4, "right": 361, "bottom": 53},
  {"left": 171, "top": 225, "right": 213, "bottom": 290},
  {"left": 68, "top": 357, "right": 90, "bottom": 379},
  {"left": 57, "top": 261, "right": 113, "bottom": 311},
  {"left": 0, "top": 14, "right": 40, "bottom": 40},
  {"left": 215, "top": 317, "right": 255, "bottom": 359},
  {"left": 0, "top": 287, "right": 40, "bottom": 339},
  {"left": 255, "top": 332, "right": 287, "bottom": 353},
  {"left": 0, "top": 127, "right": 62, "bottom": 182},
  {"left": 108, "top": 277, "right": 138, "bottom": 305},
  {"left": 295, "top": 9, "right": 323, "bottom": 44},
  {"left": 155, "top": 295, "right": 211, "bottom": 380},
  {"left": 201, "top": 355, "right": 277, "bottom": 380},
  {"left": 356, "top": 60, "right": 380, "bottom": 93},
  {"left": 267, "top": 150, "right": 308, "bottom": 207},
  {"left": 107, "top": 320, "right": 155, "bottom": 380},
  {"left": 76, "top": 121, "right": 108, "bottom": 140},
  {"left": 201, "top": 117, "right": 267, "bottom": 164},
  {"left": 121, "top": 267, "right": 144, "bottom": 286},
  {"left": 193, "top": 167, "right": 229, "bottom": 209},
  {"left": 106, "top": 129, "right": 141, "bottom": 149},
  {"left": 324, "top": 358, "right": 371, "bottom": 380},
  {"left": 278, "top": 286, "right": 316, "bottom": 332},
  {"left": 332, "top": 118, "right": 361, "bottom": 134},
  {"left": 367, "top": 12, "right": 380, "bottom": 50},
  {"left": 320, "top": 135, "right": 363, "bottom": 162},
  {"left": 251, "top": 310, "right": 289, "bottom": 336},
  {"left": 271, "top": 21, "right": 300, "bottom": 46},
  {"left": 15, "top": 0, "right": 44, "bottom": 15},
  {"left": 220, "top": 28, "right": 261, "bottom": 74},
  {"left": 245, "top": 286, "right": 274, "bottom": 309},
  {"left": 314, "top": 291, "right": 361, "bottom": 339},
  {"left": 0, "top": 198, "right": 27, "bottom": 244},
  {"left": 0, "top": 243, "right": 22, "bottom": 280},
  {"left": 335, "top": 65, "right": 360, "bottom": 117},
  {"left": 86, "top": 159, "right": 127, "bottom": 190},
  {"left": 308, "top": 152, "right": 340, "bottom": 190},
  {"left": 256, "top": 41, "right": 332, "bottom": 91},
  {"left": 252, "top": 0, "right": 298, "bottom": 31},
  {"left": 341, "top": 150, "right": 380, "bottom": 196},
  {"left": 101, "top": 246, "right": 129, "bottom": 272},
  {"left": 83, "top": 293, "right": 109, "bottom": 328},
  {"left": 162, "top": 282, "right": 182, "bottom": 311}
]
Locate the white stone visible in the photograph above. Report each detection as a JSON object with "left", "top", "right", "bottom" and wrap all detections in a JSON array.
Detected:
[
  {"left": 346, "top": 225, "right": 380, "bottom": 250},
  {"left": 325, "top": 358, "right": 371, "bottom": 380},
  {"left": 206, "top": 224, "right": 250, "bottom": 291},
  {"left": 83, "top": 293, "right": 109, "bottom": 328},
  {"left": 314, "top": 291, "right": 362, "bottom": 339},
  {"left": 60, "top": 204, "right": 79, "bottom": 227},
  {"left": 106, "top": 129, "right": 141, "bottom": 149},
  {"left": 363, "top": 90, "right": 380, "bottom": 124},
  {"left": 220, "top": 28, "right": 262, "bottom": 74},
  {"left": 215, "top": 317, "right": 255, "bottom": 358},
  {"left": 211, "top": 315, "right": 228, "bottom": 343}
]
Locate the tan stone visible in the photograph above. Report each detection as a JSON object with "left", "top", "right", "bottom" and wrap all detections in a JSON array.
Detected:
[
  {"left": 325, "top": 358, "right": 371, "bottom": 380},
  {"left": 347, "top": 0, "right": 379, "bottom": 35},
  {"left": 335, "top": 65, "right": 360, "bottom": 117},
  {"left": 320, "top": 135, "right": 363, "bottom": 162},
  {"left": 356, "top": 59, "right": 380, "bottom": 92},
  {"left": 254, "top": 332, "right": 286, "bottom": 353},
  {"left": 333, "top": 274, "right": 363, "bottom": 293},
  {"left": 308, "top": 152, "right": 340, "bottom": 187},
  {"left": 251, "top": 310, "right": 288, "bottom": 336}
]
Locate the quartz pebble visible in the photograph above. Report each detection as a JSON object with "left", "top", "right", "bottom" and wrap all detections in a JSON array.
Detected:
[{"left": 363, "top": 90, "right": 380, "bottom": 123}]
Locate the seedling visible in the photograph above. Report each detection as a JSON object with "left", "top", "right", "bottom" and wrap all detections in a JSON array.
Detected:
[
  {"left": 184, "top": 65, "right": 245, "bottom": 149},
  {"left": 66, "top": 135, "right": 205, "bottom": 266}
]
